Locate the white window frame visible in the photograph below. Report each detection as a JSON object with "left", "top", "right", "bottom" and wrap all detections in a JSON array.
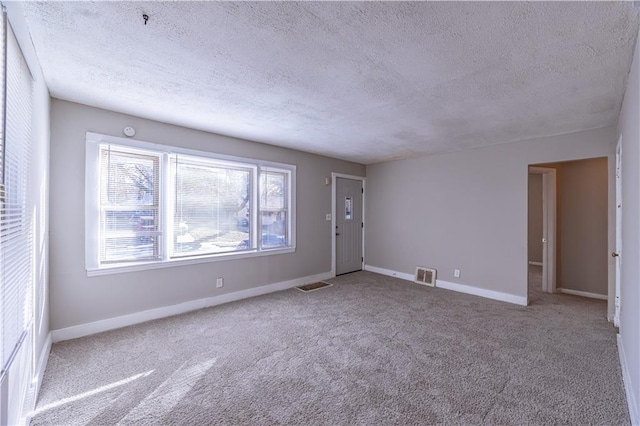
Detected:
[
  {"left": 258, "top": 167, "right": 293, "bottom": 251},
  {"left": 85, "top": 132, "right": 296, "bottom": 276},
  {"left": 168, "top": 153, "right": 256, "bottom": 259},
  {"left": 97, "top": 143, "right": 163, "bottom": 264}
]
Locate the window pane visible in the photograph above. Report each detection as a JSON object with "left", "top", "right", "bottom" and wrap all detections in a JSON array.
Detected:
[
  {"left": 99, "top": 147, "right": 161, "bottom": 263},
  {"left": 173, "top": 160, "right": 251, "bottom": 256},
  {"left": 345, "top": 197, "right": 353, "bottom": 220},
  {"left": 260, "top": 170, "right": 288, "bottom": 248},
  {"left": 261, "top": 211, "right": 287, "bottom": 248},
  {"left": 102, "top": 235, "right": 160, "bottom": 262},
  {"left": 101, "top": 150, "right": 157, "bottom": 206},
  {"left": 260, "top": 172, "right": 285, "bottom": 209}
]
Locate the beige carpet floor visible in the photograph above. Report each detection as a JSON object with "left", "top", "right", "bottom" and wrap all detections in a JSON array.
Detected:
[{"left": 30, "top": 268, "right": 628, "bottom": 425}]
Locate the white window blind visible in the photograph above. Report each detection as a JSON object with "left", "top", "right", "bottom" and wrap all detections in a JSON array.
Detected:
[
  {"left": 86, "top": 133, "right": 296, "bottom": 273},
  {"left": 171, "top": 155, "right": 253, "bottom": 258},
  {"left": 259, "top": 169, "right": 289, "bottom": 249},
  {"left": 0, "top": 23, "right": 34, "bottom": 376},
  {"left": 0, "top": 10, "right": 5, "bottom": 186},
  {"left": 98, "top": 145, "right": 161, "bottom": 264}
]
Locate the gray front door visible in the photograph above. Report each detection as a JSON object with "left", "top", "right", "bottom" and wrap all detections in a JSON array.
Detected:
[{"left": 336, "top": 177, "right": 363, "bottom": 275}]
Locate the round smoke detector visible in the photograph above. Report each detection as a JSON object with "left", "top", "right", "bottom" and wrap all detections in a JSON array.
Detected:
[{"left": 123, "top": 126, "right": 136, "bottom": 137}]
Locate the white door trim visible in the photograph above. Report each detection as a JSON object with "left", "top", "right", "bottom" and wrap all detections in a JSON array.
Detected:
[
  {"left": 331, "top": 173, "right": 366, "bottom": 277},
  {"left": 529, "top": 166, "right": 557, "bottom": 294},
  {"left": 614, "top": 135, "right": 622, "bottom": 327}
]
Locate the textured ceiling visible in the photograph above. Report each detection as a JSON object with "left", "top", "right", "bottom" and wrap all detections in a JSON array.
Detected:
[{"left": 22, "top": 1, "right": 640, "bottom": 164}]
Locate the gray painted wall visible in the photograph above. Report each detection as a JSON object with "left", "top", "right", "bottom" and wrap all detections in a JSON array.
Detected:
[
  {"left": 365, "top": 126, "right": 616, "bottom": 303},
  {"left": 557, "top": 158, "right": 608, "bottom": 295},
  {"left": 527, "top": 173, "right": 543, "bottom": 264},
  {"left": 617, "top": 26, "right": 640, "bottom": 423},
  {"left": 49, "top": 100, "right": 365, "bottom": 330}
]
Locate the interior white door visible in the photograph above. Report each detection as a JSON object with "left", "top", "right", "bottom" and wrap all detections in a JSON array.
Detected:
[
  {"left": 614, "top": 136, "right": 622, "bottom": 327},
  {"left": 336, "top": 177, "right": 363, "bottom": 275}
]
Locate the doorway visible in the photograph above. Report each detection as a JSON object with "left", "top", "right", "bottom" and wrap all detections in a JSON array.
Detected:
[
  {"left": 529, "top": 158, "right": 610, "bottom": 302},
  {"left": 528, "top": 167, "right": 557, "bottom": 296},
  {"left": 332, "top": 174, "right": 364, "bottom": 276}
]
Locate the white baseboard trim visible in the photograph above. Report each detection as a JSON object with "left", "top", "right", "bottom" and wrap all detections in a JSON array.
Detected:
[
  {"left": 52, "top": 271, "right": 333, "bottom": 343},
  {"left": 34, "top": 333, "right": 52, "bottom": 394},
  {"left": 364, "top": 264, "right": 527, "bottom": 306},
  {"left": 364, "top": 264, "right": 415, "bottom": 282},
  {"left": 528, "top": 261, "right": 543, "bottom": 266},
  {"left": 558, "top": 288, "right": 607, "bottom": 300},
  {"left": 24, "top": 332, "right": 52, "bottom": 425},
  {"left": 436, "top": 279, "right": 528, "bottom": 306},
  {"left": 618, "top": 334, "right": 639, "bottom": 425}
]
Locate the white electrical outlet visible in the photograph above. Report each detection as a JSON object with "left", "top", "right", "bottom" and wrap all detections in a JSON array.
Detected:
[
  {"left": 454, "top": 269, "right": 461, "bottom": 278},
  {"left": 216, "top": 277, "right": 224, "bottom": 288},
  {"left": 326, "top": 213, "right": 332, "bottom": 221}
]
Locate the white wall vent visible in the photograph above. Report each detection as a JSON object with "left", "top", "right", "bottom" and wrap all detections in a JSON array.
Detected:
[{"left": 415, "top": 267, "right": 436, "bottom": 287}]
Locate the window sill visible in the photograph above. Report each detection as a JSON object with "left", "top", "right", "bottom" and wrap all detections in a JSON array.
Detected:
[{"left": 86, "top": 246, "right": 296, "bottom": 277}]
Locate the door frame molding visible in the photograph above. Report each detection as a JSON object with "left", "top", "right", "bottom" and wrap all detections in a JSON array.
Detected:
[
  {"left": 529, "top": 166, "right": 557, "bottom": 294},
  {"left": 614, "top": 134, "right": 622, "bottom": 327},
  {"left": 331, "top": 173, "right": 366, "bottom": 277}
]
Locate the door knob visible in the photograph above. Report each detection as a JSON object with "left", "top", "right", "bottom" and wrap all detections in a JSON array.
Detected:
[
  {"left": 612, "top": 252, "right": 620, "bottom": 258},
  {"left": 336, "top": 233, "right": 341, "bottom": 236}
]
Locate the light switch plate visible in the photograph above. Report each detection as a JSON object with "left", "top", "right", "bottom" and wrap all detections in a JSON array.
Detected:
[{"left": 326, "top": 213, "right": 332, "bottom": 221}]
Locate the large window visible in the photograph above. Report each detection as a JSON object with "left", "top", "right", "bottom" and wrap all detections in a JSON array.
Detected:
[
  {"left": 1, "top": 15, "right": 36, "bottom": 420},
  {"left": 86, "top": 133, "right": 295, "bottom": 273}
]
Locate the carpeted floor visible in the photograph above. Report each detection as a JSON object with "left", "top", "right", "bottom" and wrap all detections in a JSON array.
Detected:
[{"left": 30, "top": 268, "right": 628, "bottom": 425}]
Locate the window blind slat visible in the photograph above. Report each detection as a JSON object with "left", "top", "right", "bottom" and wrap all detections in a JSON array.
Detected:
[
  {"left": 98, "top": 146, "right": 161, "bottom": 264},
  {"left": 171, "top": 156, "right": 252, "bottom": 258},
  {"left": 0, "top": 23, "right": 33, "bottom": 373}
]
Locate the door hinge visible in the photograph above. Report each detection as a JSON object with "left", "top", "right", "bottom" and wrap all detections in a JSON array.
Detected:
[
  {"left": 361, "top": 222, "right": 364, "bottom": 228},
  {"left": 361, "top": 257, "right": 363, "bottom": 262},
  {"left": 361, "top": 188, "right": 363, "bottom": 194}
]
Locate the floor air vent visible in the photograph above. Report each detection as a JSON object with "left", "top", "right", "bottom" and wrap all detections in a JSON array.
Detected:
[
  {"left": 415, "top": 267, "right": 436, "bottom": 287},
  {"left": 296, "top": 282, "right": 333, "bottom": 292}
]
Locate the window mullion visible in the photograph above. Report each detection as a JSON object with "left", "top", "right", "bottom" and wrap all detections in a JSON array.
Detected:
[
  {"left": 163, "top": 153, "right": 172, "bottom": 261},
  {"left": 287, "top": 170, "right": 292, "bottom": 248},
  {"left": 85, "top": 140, "right": 101, "bottom": 270},
  {"left": 252, "top": 166, "right": 259, "bottom": 250}
]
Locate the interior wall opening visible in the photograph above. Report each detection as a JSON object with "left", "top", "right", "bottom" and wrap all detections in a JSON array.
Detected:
[{"left": 528, "top": 157, "right": 609, "bottom": 302}]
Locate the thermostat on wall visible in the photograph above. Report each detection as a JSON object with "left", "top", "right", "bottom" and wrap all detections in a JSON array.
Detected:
[{"left": 123, "top": 126, "right": 136, "bottom": 137}]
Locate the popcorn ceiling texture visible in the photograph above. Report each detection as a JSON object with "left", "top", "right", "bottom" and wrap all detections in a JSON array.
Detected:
[{"left": 22, "top": 1, "right": 640, "bottom": 164}]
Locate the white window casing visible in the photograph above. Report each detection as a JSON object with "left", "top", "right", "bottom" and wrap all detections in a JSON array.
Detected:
[
  {"left": 85, "top": 132, "right": 296, "bottom": 275},
  {"left": 98, "top": 144, "right": 162, "bottom": 264}
]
